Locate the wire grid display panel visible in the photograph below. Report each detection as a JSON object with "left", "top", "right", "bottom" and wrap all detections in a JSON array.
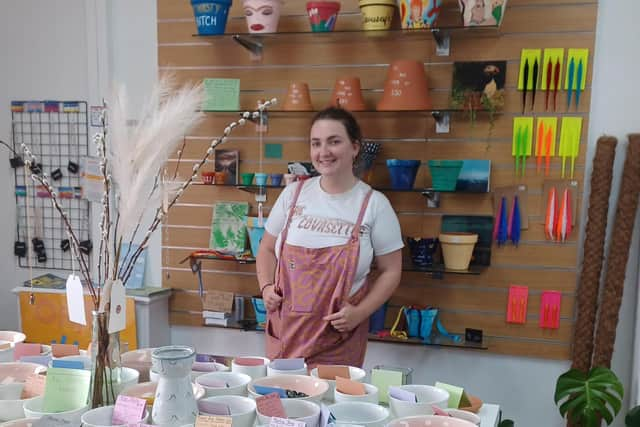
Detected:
[{"left": 12, "top": 101, "right": 91, "bottom": 271}]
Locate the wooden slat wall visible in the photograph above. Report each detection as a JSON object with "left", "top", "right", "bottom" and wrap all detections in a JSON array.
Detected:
[{"left": 158, "top": 0, "right": 597, "bottom": 360}]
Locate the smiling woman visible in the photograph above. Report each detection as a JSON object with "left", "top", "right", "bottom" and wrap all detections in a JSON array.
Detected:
[
  {"left": 242, "top": 0, "right": 283, "bottom": 33},
  {"left": 255, "top": 107, "right": 404, "bottom": 369}
]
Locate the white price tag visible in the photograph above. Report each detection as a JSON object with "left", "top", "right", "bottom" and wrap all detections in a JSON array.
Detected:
[
  {"left": 65, "top": 275, "right": 86, "bottom": 325},
  {"left": 108, "top": 279, "right": 126, "bottom": 333}
]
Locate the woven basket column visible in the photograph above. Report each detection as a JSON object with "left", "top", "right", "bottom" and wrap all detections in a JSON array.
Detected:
[
  {"left": 570, "top": 137, "right": 618, "bottom": 372},
  {"left": 592, "top": 135, "right": 640, "bottom": 368}
]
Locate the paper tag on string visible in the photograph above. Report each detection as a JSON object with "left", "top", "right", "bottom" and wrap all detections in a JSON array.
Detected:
[
  {"left": 98, "top": 280, "right": 113, "bottom": 313},
  {"left": 65, "top": 274, "right": 86, "bottom": 325},
  {"left": 108, "top": 279, "right": 126, "bottom": 333}
]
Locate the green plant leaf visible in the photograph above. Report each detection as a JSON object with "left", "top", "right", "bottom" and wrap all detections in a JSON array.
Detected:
[{"left": 554, "top": 367, "right": 624, "bottom": 426}]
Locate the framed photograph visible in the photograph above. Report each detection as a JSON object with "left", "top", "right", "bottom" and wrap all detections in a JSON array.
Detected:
[
  {"left": 214, "top": 149, "right": 239, "bottom": 185},
  {"left": 452, "top": 60, "right": 507, "bottom": 113}
]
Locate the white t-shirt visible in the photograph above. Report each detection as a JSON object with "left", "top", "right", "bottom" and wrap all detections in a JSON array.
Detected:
[{"left": 265, "top": 177, "right": 404, "bottom": 296}]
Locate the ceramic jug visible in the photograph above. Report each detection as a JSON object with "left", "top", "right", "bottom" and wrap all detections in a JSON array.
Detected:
[{"left": 151, "top": 346, "right": 198, "bottom": 427}]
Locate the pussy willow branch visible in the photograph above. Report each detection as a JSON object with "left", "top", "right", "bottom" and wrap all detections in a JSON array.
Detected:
[
  {"left": 21, "top": 146, "right": 97, "bottom": 305},
  {"left": 119, "top": 100, "right": 276, "bottom": 284}
]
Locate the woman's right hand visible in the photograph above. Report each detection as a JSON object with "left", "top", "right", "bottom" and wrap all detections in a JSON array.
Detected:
[{"left": 262, "top": 285, "right": 283, "bottom": 312}]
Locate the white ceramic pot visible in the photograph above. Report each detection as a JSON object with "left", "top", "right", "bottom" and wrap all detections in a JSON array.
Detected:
[
  {"left": 151, "top": 346, "right": 198, "bottom": 427},
  {"left": 388, "top": 385, "right": 450, "bottom": 418},
  {"left": 387, "top": 415, "right": 477, "bottom": 427},
  {"left": 266, "top": 361, "right": 308, "bottom": 377},
  {"left": 0, "top": 363, "right": 47, "bottom": 422},
  {"left": 150, "top": 362, "right": 229, "bottom": 383},
  {"left": 334, "top": 383, "right": 379, "bottom": 404},
  {"left": 198, "top": 395, "right": 256, "bottom": 427},
  {"left": 242, "top": 0, "right": 283, "bottom": 33},
  {"left": 22, "top": 396, "right": 89, "bottom": 422},
  {"left": 327, "top": 402, "right": 389, "bottom": 427},
  {"left": 256, "top": 399, "right": 320, "bottom": 427},
  {"left": 248, "top": 374, "right": 329, "bottom": 402},
  {"left": 80, "top": 405, "right": 149, "bottom": 427},
  {"left": 0, "top": 332, "right": 27, "bottom": 363},
  {"left": 309, "top": 366, "right": 366, "bottom": 402},
  {"left": 121, "top": 348, "right": 155, "bottom": 382},
  {"left": 231, "top": 356, "right": 269, "bottom": 380},
  {"left": 195, "top": 372, "right": 252, "bottom": 397}
]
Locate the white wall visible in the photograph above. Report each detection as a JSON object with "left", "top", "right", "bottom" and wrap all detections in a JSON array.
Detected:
[
  {"left": 0, "top": 0, "right": 91, "bottom": 330},
  {"left": 0, "top": 1, "right": 638, "bottom": 426}
]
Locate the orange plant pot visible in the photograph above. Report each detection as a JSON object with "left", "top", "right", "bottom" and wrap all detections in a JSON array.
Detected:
[
  {"left": 282, "top": 82, "right": 314, "bottom": 111},
  {"left": 377, "top": 59, "right": 432, "bottom": 110},
  {"left": 329, "top": 77, "right": 367, "bottom": 111}
]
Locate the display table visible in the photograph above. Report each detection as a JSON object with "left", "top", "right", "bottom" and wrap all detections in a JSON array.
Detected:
[{"left": 12, "top": 286, "right": 171, "bottom": 349}]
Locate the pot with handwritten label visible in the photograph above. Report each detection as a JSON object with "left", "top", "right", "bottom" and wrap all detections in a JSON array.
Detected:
[{"left": 377, "top": 60, "right": 431, "bottom": 110}]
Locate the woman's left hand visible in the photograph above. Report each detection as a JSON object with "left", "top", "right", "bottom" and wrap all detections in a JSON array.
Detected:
[{"left": 323, "top": 303, "right": 364, "bottom": 332}]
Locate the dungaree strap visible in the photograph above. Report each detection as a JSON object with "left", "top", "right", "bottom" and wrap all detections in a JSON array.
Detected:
[{"left": 351, "top": 189, "right": 374, "bottom": 241}]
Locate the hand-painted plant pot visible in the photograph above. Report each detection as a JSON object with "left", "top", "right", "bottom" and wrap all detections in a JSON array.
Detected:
[
  {"left": 191, "top": 0, "right": 233, "bottom": 35},
  {"left": 377, "top": 60, "right": 432, "bottom": 110},
  {"left": 458, "top": 0, "right": 507, "bottom": 27},
  {"left": 386, "top": 159, "right": 421, "bottom": 190},
  {"left": 359, "top": 0, "right": 397, "bottom": 31},
  {"left": 269, "top": 173, "right": 283, "bottom": 186},
  {"left": 406, "top": 237, "right": 438, "bottom": 267},
  {"left": 428, "top": 160, "right": 463, "bottom": 191},
  {"left": 439, "top": 232, "right": 478, "bottom": 271},
  {"left": 254, "top": 172, "right": 268, "bottom": 186},
  {"left": 283, "top": 82, "right": 313, "bottom": 111},
  {"left": 369, "top": 303, "right": 388, "bottom": 333},
  {"left": 396, "top": 0, "right": 442, "bottom": 29},
  {"left": 330, "top": 77, "right": 367, "bottom": 111},
  {"left": 306, "top": 1, "right": 341, "bottom": 32},
  {"left": 242, "top": 0, "right": 283, "bottom": 33}
]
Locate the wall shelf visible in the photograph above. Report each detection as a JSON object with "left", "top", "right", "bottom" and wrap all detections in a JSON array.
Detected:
[{"left": 195, "top": 25, "right": 500, "bottom": 57}]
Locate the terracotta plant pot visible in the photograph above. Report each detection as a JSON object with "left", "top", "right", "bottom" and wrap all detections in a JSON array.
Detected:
[
  {"left": 396, "top": 0, "right": 443, "bottom": 29},
  {"left": 359, "top": 0, "right": 397, "bottom": 31},
  {"left": 439, "top": 232, "right": 478, "bottom": 271},
  {"left": 242, "top": 0, "right": 283, "bottom": 33},
  {"left": 329, "top": 77, "right": 367, "bottom": 111},
  {"left": 306, "top": 1, "right": 341, "bottom": 32},
  {"left": 458, "top": 0, "right": 507, "bottom": 27},
  {"left": 282, "top": 82, "right": 314, "bottom": 111},
  {"left": 377, "top": 59, "right": 432, "bottom": 110}
]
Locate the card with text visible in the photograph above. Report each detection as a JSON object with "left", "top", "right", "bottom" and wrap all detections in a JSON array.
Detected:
[
  {"left": 317, "top": 365, "right": 349, "bottom": 380},
  {"left": 335, "top": 376, "right": 366, "bottom": 396},
  {"left": 256, "top": 392, "right": 286, "bottom": 418},
  {"left": 13, "top": 342, "right": 42, "bottom": 361},
  {"left": 112, "top": 395, "right": 147, "bottom": 425}
]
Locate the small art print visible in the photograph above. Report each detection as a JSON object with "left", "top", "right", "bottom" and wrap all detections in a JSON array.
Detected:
[
  {"left": 214, "top": 149, "right": 239, "bottom": 185},
  {"left": 459, "top": 0, "right": 507, "bottom": 26},
  {"left": 452, "top": 60, "right": 507, "bottom": 114}
]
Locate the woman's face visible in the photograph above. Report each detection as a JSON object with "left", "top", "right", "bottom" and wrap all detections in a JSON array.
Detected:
[
  {"left": 310, "top": 119, "right": 359, "bottom": 178},
  {"left": 244, "top": 0, "right": 280, "bottom": 33}
]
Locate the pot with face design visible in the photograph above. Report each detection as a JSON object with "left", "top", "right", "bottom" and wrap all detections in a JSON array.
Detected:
[
  {"left": 242, "top": 0, "right": 283, "bottom": 33},
  {"left": 458, "top": 0, "right": 507, "bottom": 27}
]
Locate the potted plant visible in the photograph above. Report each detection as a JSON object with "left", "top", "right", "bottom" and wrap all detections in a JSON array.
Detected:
[{"left": 554, "top": 366, "right": 624, "bottom": 426}]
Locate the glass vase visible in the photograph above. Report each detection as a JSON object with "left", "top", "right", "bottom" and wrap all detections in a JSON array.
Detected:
[
  {"left": 151, "top": 345, "right": 198, "bottom": 426},
  {"left": 89, "top": 310, "right": 122, "bottom": 407}
]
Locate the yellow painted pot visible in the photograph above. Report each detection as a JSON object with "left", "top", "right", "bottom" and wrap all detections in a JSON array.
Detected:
[
  {"left": 359, "top": 0, "right": 397, "bottom": 31},
  {"left": 439, "top": 232, "right": 478, "bottom": 271}
]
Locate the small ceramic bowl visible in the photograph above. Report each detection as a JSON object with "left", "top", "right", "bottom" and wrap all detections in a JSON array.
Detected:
[
  {"left": 231, "top": 356, "right": 270, "bottom": 380},
  {"left": 388, "top": 385, "right": 449, "bottom": 418},
  {"left": 309, "top": 366, "right": 366, "bottom": 402},
  {"left": 22, "top": 396, "right": 89, "bottom": 422},
  {"left": 80, "top": 405, "right": 149, "bottom": 427},
  {"left": 266, "top": 361, "right": 308, "bottom": 377},
  {"left": 248, "top": 374, "right": 329, "bottom": 402},
  {"left": 256, "top": 399, "right": 320, "bottom": 427},
  {"left": 327, "top": 402, "right": 389, "bottom": 427},
  {"left": 121, "top": 348, "right": 155, "bottom": 382},
  {"left": 0, "top": 332, "right": 27, "bottom": 363},
  {"left": 444, "top": 409, "right": 481, "bottom": 426},
  {"left": 334, "top": 383, "right": 379, "bottom": 404},
  {"left": 196, "top": 372, "right": 252, "bottom": 397},
  {"left": 120, "top": 381, "right": 205, "bottom": 406},
  {"left": 387, "top": 415, "right": 477, "bottom": 427},
  {"left": 0, "top": 418, "right": 39, "bottom": 427},
  {"left": 198, "top": 395, "right": 256, "bottom": 427},
  {"left": 0, "top": 362, "right": 47, "bottom": 421}
]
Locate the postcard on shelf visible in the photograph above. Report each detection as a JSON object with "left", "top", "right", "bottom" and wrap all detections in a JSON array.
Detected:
[
  {"left": 455, "top": 160, "right": 491, "bottom": 193},
  {"left": 203, "top": 78, "right": 240, "bottom": 112},
  {"left": 23, "top": 273, "right": 66, "bottom": 289},
  {"left": 452, "top": 61, "right": 507, "bottom": 114},
  {"left": 214, "top": 149, "right": 239, "bottom": 185},
  {"left": 210, "top": 201, "right": 249, "bottom": 255}
]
